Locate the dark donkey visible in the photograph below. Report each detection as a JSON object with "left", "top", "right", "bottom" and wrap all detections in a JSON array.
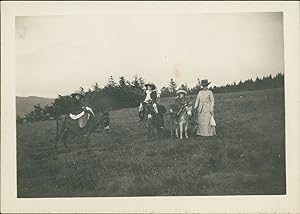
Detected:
[
  {"left": 143, "top": 102, "right": 166, "bottom": 139},
  {"left": 55, "top": 107, "right": 111, "bottom": 150}
]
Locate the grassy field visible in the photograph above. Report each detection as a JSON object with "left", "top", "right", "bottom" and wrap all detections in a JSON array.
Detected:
[{"left": 17, "top": 88, "right": 285, "bottom": 197}]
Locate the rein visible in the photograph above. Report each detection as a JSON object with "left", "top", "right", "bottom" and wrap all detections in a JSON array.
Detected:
[
  {"left": 178, "top": 105, "right": 193, "bottom": 118},
  {"left": 82, "top": 92, "right": 98, "bottom": 108}
]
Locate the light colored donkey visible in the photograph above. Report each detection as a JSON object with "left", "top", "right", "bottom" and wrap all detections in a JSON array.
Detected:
[{"left": 170, "top": 103, "right": 193, "bottom": 139}]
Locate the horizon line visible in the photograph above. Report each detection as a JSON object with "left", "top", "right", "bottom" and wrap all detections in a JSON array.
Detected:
[{"left": 16, "top": 72, "right": 284, "bottom": 99}]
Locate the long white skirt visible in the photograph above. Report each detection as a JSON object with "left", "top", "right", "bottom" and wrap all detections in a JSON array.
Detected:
[{"left": 196, "top": 112, "right": 216, "bottom": 136}]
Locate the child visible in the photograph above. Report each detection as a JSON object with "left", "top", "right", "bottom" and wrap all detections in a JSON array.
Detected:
[
  {"left": 70, "top": 90, "right": 85, "bottom": 115},
  {"left": 138, "top": 82, "right": 159, "bottom": 120},
  {"left": 170, "top": 89, "right": 188, "bottom": 116},
  {"left": 70, "top": 90, "right": 94, "bottom": 118}
]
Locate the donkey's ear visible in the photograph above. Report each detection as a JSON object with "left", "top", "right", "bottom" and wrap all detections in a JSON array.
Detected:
[{"left": 109, "top": 106, "right": 112, "bottom": 112}]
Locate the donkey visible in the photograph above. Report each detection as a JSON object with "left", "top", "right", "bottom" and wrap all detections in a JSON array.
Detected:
[
  {"left": 55, "top": 108, "right": 110, "bottom": 150},
  {"left": 143, "top": 102, "right": 166, "bottom": 140},
  {"left": 170, "top": 103, "right": 193, "bottom": 139}
]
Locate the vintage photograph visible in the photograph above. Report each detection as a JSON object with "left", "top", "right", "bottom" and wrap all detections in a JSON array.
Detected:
[{"left": 16, "top": 12, "right": 285, "bottom": 198}]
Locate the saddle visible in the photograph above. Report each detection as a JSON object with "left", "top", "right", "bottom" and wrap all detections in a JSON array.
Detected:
[
  {"left": 142, "top": 100, "right": 154, "bottom": 106},
  {"left": 170, "top": 106, "right": 185, "bottom": 117},
  {"left": 69, "top": 107, "right": 94, "bottom": 128},
  {"left": 69, "top": 111, "right": 90, "bottom": 128},
  {"left": 138, "top": 102, "right": 162, "bottom": 121}
]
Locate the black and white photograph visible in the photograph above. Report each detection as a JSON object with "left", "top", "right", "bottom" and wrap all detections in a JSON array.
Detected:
[
  {"left": 1, "top": 1, "right": 300, "bottom": 213},
  {"left": 15, "top": 11, "right": 286, "bottom": 197}
]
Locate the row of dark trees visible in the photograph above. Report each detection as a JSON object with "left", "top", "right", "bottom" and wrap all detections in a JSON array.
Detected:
[
  {"left": 18, "top": 75, "right": 146, "bottom": 122},
  {"left": 210, "top": 73, "right": 284, "bottom": 94},
  {"left": 17, "top": 73, "right": 284, "bottom": 123},
  {"left": 161, "top": 73, "right": 284, "bottom": 97}
]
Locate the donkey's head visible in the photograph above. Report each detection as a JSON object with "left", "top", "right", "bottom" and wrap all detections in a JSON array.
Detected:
[
  {"left": 144, "top": 103, "right": 155, "bottom": 120},
  {"left": 98, "top": 106, "right": 111, "bottom": 132},
  {"left": 185, "top": 105, "right": 193, "bottom": 117},
  {"left": 185, "top": 98, "right": 194, "bottom": 118}
]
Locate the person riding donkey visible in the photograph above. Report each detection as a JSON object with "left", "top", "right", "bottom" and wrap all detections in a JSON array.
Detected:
[
  {"left": 138, "top": 82, "right": 159, "bottom": 120},
  {"left": 170, "top": 87, "right": 188, "bottom": 116},
  {"left": 69, "top": 90, "right": 95, "bottom": 128}
]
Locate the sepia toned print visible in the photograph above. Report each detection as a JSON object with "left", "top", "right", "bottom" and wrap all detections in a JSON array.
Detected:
[{"left": 15, "top": 12, "right": 285, "bottom": 198}]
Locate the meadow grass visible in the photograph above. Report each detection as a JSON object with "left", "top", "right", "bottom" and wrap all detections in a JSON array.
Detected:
[{"left": 17, "top": 88, "right": 285, "bottom": 197}]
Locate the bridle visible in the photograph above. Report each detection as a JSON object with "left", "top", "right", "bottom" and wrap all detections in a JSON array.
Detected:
[
  {"left": 180, "top": 105, "right": 193, "bottom": 118},
  {"left": 101, "top": 112, "right": 109, "bottom": 123},
  {"left": 144, "top": 103, "right": 155, "bottom": 120}
]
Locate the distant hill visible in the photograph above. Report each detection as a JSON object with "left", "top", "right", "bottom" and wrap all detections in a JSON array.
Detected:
[{"left": 16, "top": 96, "right": 55, "bottom": 117}]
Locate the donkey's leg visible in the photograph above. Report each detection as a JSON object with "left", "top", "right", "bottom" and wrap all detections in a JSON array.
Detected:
[
  {"left": 152, "top": 123, "right": 156, "bottom": 138},
  {"left": 159, "top": 127, "right": 163, "bottom": 138},
  {"left": 55, "top": 127, "right": 66, "bottom": 151},
  {"left": 55, "top": 132, "right": 61, "bottom": 151},
  {"left": 170, "top": 120, "right": 173, "bottom": 137},
  {"left": 156, "top": 125, "right": 162, "bottom": 139},
  {"left": 152, "top": 121, "right": 155, "bottom": 138},
  {"left": 149, "top": 121, "right": 153, "bottom": 138},
  {"left": 151, "top": 122, "right": 155, "bottom": 139},
  {"left": 185, "top": 122, "right": 189, "bottom": 139},
  {"left": 61, "top": 129, "right": 70, "bottom": 150},
  {"left": 55, "top": 125, "right": 64, "bottom": 151},
  {"left": 179, "top": 122, "right": 183, "bottom": 139},
  {"left": 56, "top": 128, "right": 69, "bottom": 152},
  {"left": 147, "top": 121, "right": 151, "bottom": 140}
]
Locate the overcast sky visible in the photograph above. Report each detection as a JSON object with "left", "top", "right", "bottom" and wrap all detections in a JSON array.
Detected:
[{"left": 16, "top": 12, "right": 284, "bottom": 98}]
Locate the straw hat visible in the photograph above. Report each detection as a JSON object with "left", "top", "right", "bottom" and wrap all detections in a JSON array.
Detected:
[
  {"left": 145, "top": 82, "right": 156, "bottom": 90},
  {"left": 71, "top": 90, "right": 84, "bottom": 98},
  {"left": 176, "top": 89, "right": 187, "bottom": 95}
]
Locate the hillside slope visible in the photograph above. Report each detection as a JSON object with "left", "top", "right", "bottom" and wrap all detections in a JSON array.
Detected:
[
  {"left": 16, "top": 96, "right": 54, "bottom": 117},
  {"left": 17, "top": 88, "right": 285, "bottom": 197}
]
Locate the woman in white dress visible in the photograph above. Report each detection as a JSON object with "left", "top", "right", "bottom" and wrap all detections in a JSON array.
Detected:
[{"left": 194, "top": 79, "right": 216, "bottom": 136}]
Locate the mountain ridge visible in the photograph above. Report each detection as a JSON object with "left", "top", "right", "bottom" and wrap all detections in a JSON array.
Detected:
[{"left": 16, "top": 96, "right": 55, "bottom": 117}]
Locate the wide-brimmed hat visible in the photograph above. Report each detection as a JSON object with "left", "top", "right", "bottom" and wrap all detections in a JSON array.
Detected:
[
  {"left": 176, "top": 89, "right": 187, "bottom": 95},
  {"left": 71, "top": 90, "right": 84, "bottom": 98},
  {"left": 200, "top": 79, "right": 211, "bottom": 87},
  {"left": 145, "top": 82, "right": 156, "bottom": 89}
]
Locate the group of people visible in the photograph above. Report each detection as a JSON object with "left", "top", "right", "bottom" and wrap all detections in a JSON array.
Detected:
[
  {"left": 138, "top": 79, "right": 216, "bottom": 137},
  {"left": 68, "top": 78, "right": 216, "bottom": 137}
]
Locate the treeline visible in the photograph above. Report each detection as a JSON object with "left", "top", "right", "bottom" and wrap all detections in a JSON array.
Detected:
[
  {"left": 17, "top": 73, "right": 284, "bottom": 123},
  {"left": 211, "top": 73, "right": 284, "bottom": 93},
  {"left": 160, "top": 73, "right": 284, "bottom": 97},
  {"left": 18, "top": 75, "right": 146, "bottom": 123}
]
